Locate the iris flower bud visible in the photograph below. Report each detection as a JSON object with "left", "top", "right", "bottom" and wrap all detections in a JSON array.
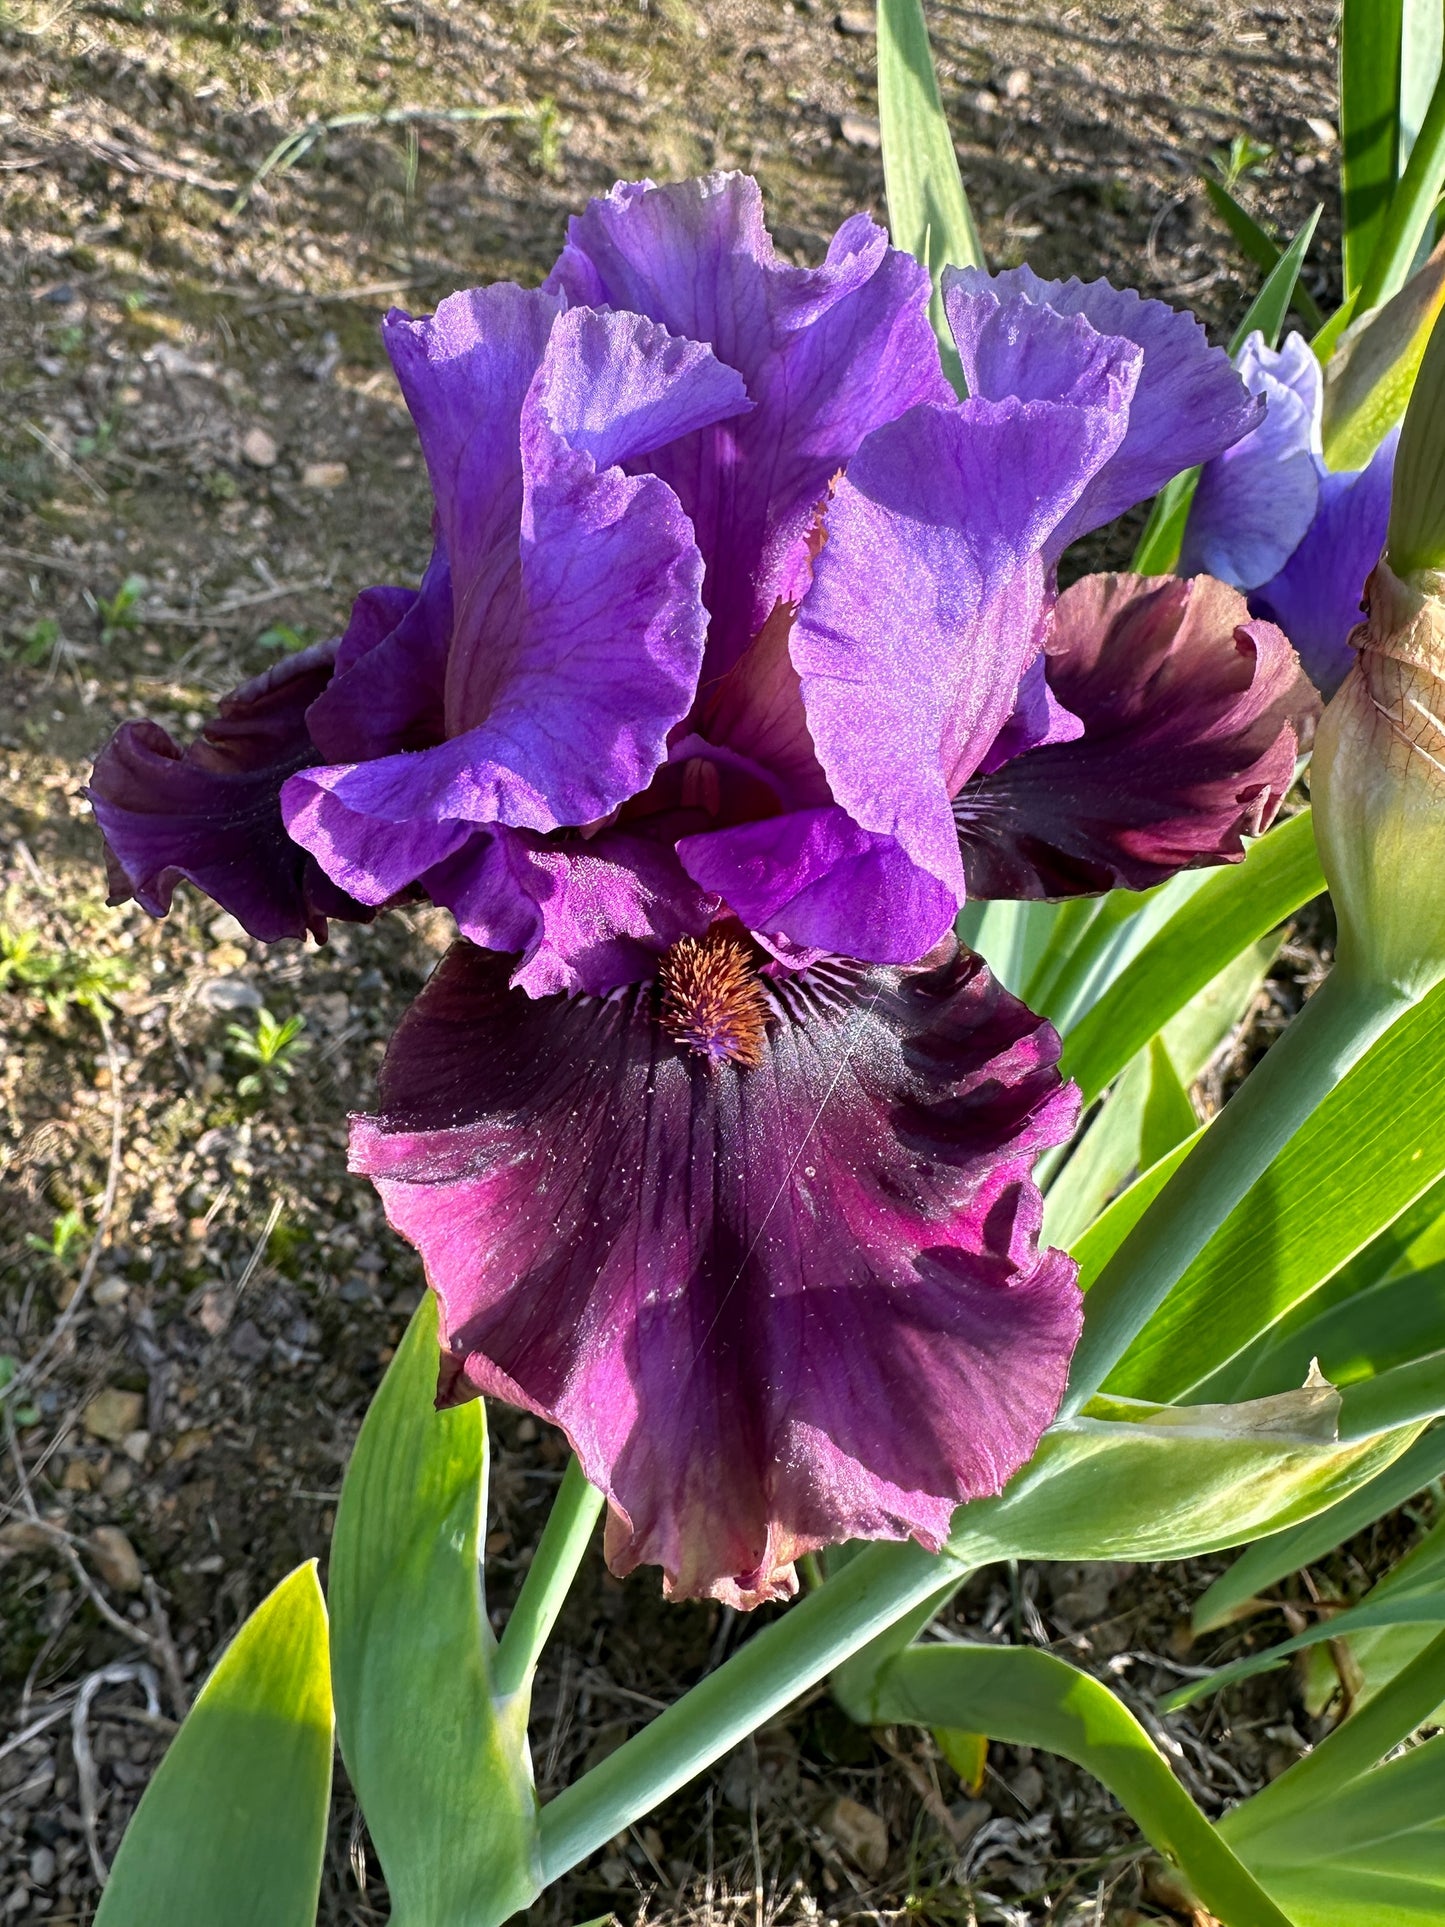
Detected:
[{"left": 1311, "top": 307, "right": 1445, "bottom": 998}]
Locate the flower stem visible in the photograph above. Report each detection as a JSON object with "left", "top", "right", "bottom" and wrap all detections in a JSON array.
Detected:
[
  {"left": 1062, "top": 961, "right": 1413, "bottom": 1416},
  {"left": 492, "top": 1455, "right": 605, "bottom": 1701},
  {"left": 536, "top": 1536, "right": 965, "bottom": 1881}
]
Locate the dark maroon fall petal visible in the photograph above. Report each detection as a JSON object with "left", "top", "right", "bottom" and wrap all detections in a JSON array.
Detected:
[
  {"left": 349, "top": 936, "right": 1081, "bottom": 1607},
  {"left": 86, "top": 641, "right": 373, "bottom": 943},
  {"left": 954, "top": 572, "right": 1317, "bottom": 900}
]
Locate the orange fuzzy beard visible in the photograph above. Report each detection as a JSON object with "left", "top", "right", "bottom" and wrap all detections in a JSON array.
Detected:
[{"left": 658, "top": 932, "right": 770, "bottom": 1069}]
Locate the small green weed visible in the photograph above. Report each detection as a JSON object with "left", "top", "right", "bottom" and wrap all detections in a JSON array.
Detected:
[
  {"left": 202, "top": 468, "right": 240, "bottom": 502},
  {"left": 3, "top": 617, "right": 59, "bottom": 667},
  {"left": 1214, "top": 133, "right": 1274, "bottom": 190},
  {"left": 256, "top": 621, "right": 312, "bottom": 652},
  {"left": 0, "top": 1357, "right": 40, "bottom": 1429},
  {"left": 0, "top": 923, "right": 137, "bottom": 1023},
  {"left": 74, "top": 409, "right": 123, "bottom": 460},
  {"left": 93, "top": 574, "right": 146, "bottom": 643},
  {"left": 529, "top": 96, "right": 564, "bottom": 178},
  {"left": 226, "top": 1007, "right": 311, "bottom": 1098},
  {"left": 25, "top": 1207, "right": 87, "bottom": 1268}
]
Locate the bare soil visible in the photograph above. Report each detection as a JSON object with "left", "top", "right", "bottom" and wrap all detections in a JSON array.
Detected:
[{"left": 0, "top": 3, "right": 1402, "bottom": 1924}]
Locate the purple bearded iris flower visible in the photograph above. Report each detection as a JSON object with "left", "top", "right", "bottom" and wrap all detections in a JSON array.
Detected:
[
  {"left": 88, "top": 175, "right": 1318, "bottom": 1605},
  {"left": 1180, "top": 329, "right": 1398, "bottom": 699}
]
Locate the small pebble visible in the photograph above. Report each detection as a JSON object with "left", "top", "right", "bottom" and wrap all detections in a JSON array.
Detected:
[
  {"left": 99, "top": 1462, "right": 134, "bottom": 1500},
  {"left": 89, "top": 1525, "right": 143, "bottom": 1593},
  {"left": 199, "top": 975, "right": 264, "bottom": 1012},
  {"left": 198, "top": 1286, "right": 234, "bottom": 1337},
  {"left": 822, "top": 1794, "right": 889, "bottom": 1875},
  {"left": 29, "top": 1846, "right": 55, "bottom": 1888},
  {"left": 301, "top": 460, "right": 349, "bottom": 489},
  {"left": 229, "top": 1319, "right": 269, "bottom": 1363},
  {"left": 1003, "top": 65, "right": 1032, "bottom": 99},
  {"left": 83, "top": 1388, "right": 143, "bottom": 1443},
  {"left": 240, "top": 426, "right": 278, "bottom": 468},
  {"left": 840, "top": 113, "right": 881, "bottom": 151}
]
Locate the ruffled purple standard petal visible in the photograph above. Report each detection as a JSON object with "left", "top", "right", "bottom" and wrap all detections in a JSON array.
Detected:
[
  {"left": 421, "top": 824, "right": 718, "bottom": 996},
  {"left": 944, "top": 264, "right": 1263, "bottom": 550},
  {"left": 784, "top": 390, "right": 1132, "bottom": 946},
  {"left": 547, "top": 174, "right": 953, "bottom": 676},
  {"left": 286, "top": 308, "right": 747, "bottom": 902},
  {"left": 1179, "top": 331, "right": 1325, "bottom": 591},
  {"left": 1253, "top": 429, "right": 1397, "bottom": 699},
  {"left": 677, "top": 805, "right": 956, "bottom": 962},
  {"left": 954, "top": 572, "right": 1316, "bottom": 898},
  {"left": 383, "top": 283, "right": 559, "bottom": 702},
  {"left": 305, "top": 552, "right": 453, "bottom": 762},
  {"left": 350, "top": 937, "right": 1081, "bottom": 1605},
  {"left": 87, "top": 642, "right": 372, "bottom": 943},
  {"left": 390, "top": 297, "right": 744, "bottom": 748}
]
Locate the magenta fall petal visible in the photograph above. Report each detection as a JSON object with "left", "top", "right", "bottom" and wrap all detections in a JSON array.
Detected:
[{"left": 349, "top": 937, "right": 1082, "bottom": 1607}]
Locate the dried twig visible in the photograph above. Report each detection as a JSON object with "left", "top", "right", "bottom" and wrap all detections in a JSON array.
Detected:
[
  {"left": 0, "top": 543, "right": 96, "bottom": 578},
  {"left": 235, "top": 1197, "right": 285, "bottom": 1301},
  {"left": 23, "top": 421, "right": 107, "bottom": 503},
  {"left": 130, "top": 578, "right": 330, "bottom": 629},
  {"left": 73, "top": 1661, "right": 162, "bottom": 1885},
  {"left": 0, "top": 1702, "right": 72, "bottom": 1769}
]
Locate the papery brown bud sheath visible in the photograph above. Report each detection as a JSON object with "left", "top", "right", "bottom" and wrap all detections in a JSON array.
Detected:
[{"left": 1311, "top": 557, "right": 1445, "bottom": 998}]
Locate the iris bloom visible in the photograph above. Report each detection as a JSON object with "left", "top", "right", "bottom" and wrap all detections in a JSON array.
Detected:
[
  {"left": 90, "top": 176, "right": 1315, "bottom": 1604},
  {"left": 1181, "top": 329, "right": 1398, "bottom": 699}
]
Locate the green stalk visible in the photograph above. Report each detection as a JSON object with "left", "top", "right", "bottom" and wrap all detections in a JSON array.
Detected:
[
  {"left": 1337, "top": 1345, "right": 1445, "bottom": 1439},
  {"left": 829, "top": 1575, "right": 965, "bottom": 1720},
  {"left": 492, "top": 1457, "right": 605, "bottom": 1700},
  {"left": 1062, "top": 963, "right": 1412, "bottom": 1415},
  {"left": 536, "top": 1536, "right": 964, "bottom": 1881}
]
